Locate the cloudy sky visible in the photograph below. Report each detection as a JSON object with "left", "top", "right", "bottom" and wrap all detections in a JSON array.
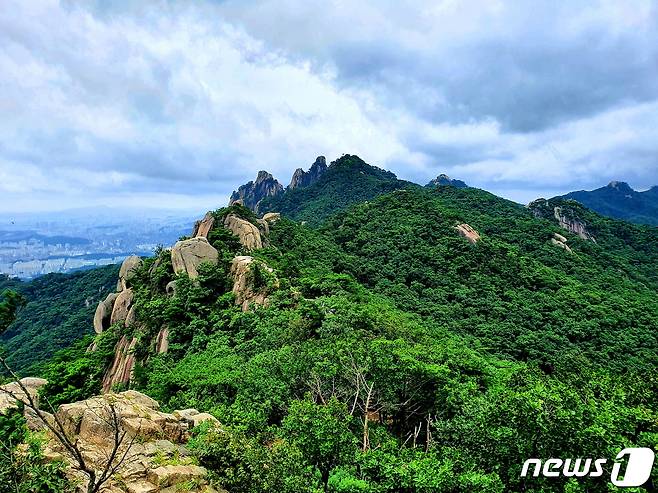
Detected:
[{"left": 1, "top": 0, "right": 657, "bottom": 213}]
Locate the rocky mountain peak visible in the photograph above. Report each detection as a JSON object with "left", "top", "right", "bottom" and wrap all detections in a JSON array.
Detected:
[
  {"left": 288, "top": 155, "right": 327, "bottom": 189},
  {"left": 256, "top": 170, "right": 275, "bottom": 184},
  {"left": 427, "top": 173, "right": 468, "bottom": 188},
  {"left": 229, "top": 170, "right": 284, "bottom": 212},
  {"left": 607, "top": 181, "right": 634, "bottom": 193}
]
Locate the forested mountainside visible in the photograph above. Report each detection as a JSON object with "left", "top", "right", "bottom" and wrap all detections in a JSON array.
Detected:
[
  {"left": 2, "top": 153, "right": 654, "bottom": 492},
  {"left": 554, "top": 180, "right": 658, "bottom": 226},
  {"left": 0, "top": 265, "right": 119, "bottom": 372}
]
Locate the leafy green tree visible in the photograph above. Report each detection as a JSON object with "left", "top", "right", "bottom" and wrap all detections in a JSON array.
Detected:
[
  {"left": 282, "top": 397, "right": 358, "bottom": 486},
  {"left": 0, "top": 289, "right": 24, "bottom": 334}
]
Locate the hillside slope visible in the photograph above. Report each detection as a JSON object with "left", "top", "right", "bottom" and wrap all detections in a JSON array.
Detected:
[
  {"left": 23, "top": 184, "right": 658, "bottom": 492},
  {"left": 0, "top": 265, "right": 119, "bottom": 372}
]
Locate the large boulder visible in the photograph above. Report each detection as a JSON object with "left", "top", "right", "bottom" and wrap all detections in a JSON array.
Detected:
[
  {"left": 94, "top": 292, "right": 119, "bottom": 334},
  {"left": 0, "top": 377, "right": 48, "bottom": 415},
  {"left": 262, "top": 212, "right": 281, "bottom": 224},
  {"left": 171, "top": 237, "right": 219, "bottom": 279},
  {"left": 454, "top": 223, "right": 481, "bottom": 244},
  {"left": 119, "top": 256, "right": 143, "bottom": 291},
  {"left": 192, "top": 212, "right": 215, "bottom": 238},
  {"left": 230, "top": 256, "right": 276, "bottom": 311},
  {"left": 44, "top": 391, "right": 219, "bottom": 492},
  {"left": 551, "top": 232, "right": 573, "bottom": 253},
  {"left": 223, "top": 214, "right": 263, "bottom": 250},
  {"left": 110, "top": 288, "right": 134, "bottom": 326}
]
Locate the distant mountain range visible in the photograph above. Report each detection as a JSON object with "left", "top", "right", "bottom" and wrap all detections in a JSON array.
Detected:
[
  {"left": 229, "top": 156, "right": 656, "bottom": 227},
  {"left": 229, "top": 155, "right": 471, "bottom": 225},
  {"left": 553, "top": 181, "right": 658, "bottom": 226}
]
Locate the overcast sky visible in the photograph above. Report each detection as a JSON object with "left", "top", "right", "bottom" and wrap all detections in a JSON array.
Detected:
[{"left": 1, "top": 0, "right": 657, "bottom": 213}]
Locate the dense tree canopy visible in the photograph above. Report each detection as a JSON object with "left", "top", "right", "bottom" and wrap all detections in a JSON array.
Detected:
[{"left": 4, "top": 165, "right": 658, "bottom": 491}]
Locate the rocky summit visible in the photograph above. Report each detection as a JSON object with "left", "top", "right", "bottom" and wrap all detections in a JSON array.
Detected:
[
  {"left": 426, "top": 173, "right": 468, "bottom": 188},
  {"left": 288, "top": 156, "right": 327, "bottom": 189},
  {"left": 228, "top": 170, "right": 284, "bottom": 212}
]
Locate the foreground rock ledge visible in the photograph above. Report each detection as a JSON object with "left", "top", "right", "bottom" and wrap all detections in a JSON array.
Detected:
[{"left": 2, "top": 384, "right": 223, "bottom": 493}]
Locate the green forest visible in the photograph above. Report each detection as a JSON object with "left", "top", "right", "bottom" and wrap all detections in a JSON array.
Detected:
[{"left": 1, "top": 157, "right": 657, "bottom": 492}]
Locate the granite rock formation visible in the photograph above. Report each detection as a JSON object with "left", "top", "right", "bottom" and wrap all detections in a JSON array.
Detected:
[
  {"left": 229, "top": 170, "right": 284, "bottom": 212},
  {"left": 288, "top": 156, "right": 327, "bottom": 189}
]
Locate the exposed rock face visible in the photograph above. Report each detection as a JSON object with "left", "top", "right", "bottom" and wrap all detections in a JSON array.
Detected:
[
  {"left": 165, "top": 280, "right": 177, "bottom": 296},
  {"left": 0, "top": 377, "right": 48, "bottom": 416},
  {"left": 528, "top": 198, "right": 596, "bottom": 242},
  {"left": 256, "top": 218, "right": 270, "bottom": 237},
  {"left": 262, "top": 212, "right": 281, "bottom": 224},
  {"left": 288, "top": 156, "right": 327, "bottom": 189},
  {"left": 427, "top": 174, "right": 468, "bottom": 188},
  {"left": 553, "top": 206, "right": 596, "bottom": 241},
  {"left": 110, "top": 288, "right": 134, "bottom": 326},
  {"left": 192, "top": 212, "right": 215, "bottom": 238},
  {"left": 230, "top": 256, "right": 276, "bottom": 311},
  {"left": 171, "top": 237, "right": 219, "bottom": 279},
  {"left": 229, "top": 170, "right": 284, "bottom": 212},
  {"left": 40, "top": 390, "right": 220, "bottom": 493},
  {"left": 119, "top": 256, "right": 143, "bottom": 291},
  {"left": 155, "top": 327, "right": 169, "bottom": 354},
  {"left": 553, "top": 232, "right": 567, "bottom": 243},
  {"left": 94, "top": 292, "right": 119, "bottom": 334},
  {"left": 454, "top": 223, "right": 481, "bottom": 244},
  {"left": 102, "top": 336, "right": 137, "bottom": 392},
  {"left": 551, "top": 233, "right": 573, "bottom": 253},
  {"left": 223, "top": 214, "right": 263, "bottom": 250}
]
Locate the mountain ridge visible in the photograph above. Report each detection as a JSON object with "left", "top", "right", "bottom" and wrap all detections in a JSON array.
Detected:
[{"left": 552, "top": 180, "right": 658, "bottom": 226}]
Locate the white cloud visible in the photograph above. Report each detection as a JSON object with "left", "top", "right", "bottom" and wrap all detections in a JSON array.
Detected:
[{"left": 0, "top": 0, "right": 657, "bottom": 211}]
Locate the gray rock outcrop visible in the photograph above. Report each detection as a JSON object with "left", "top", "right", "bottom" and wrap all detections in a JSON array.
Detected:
[
  {"left": 39, "top": 390, "right": 221, "bottom": 493},
  {"left": 229, "top": 170, "right": 284, "bottom": 212},
  {"left": 427, "top": 174, "right": 468, "bottom": 188},
  {"left": 155, "top": 327, "right": 169, "bottom": 354},
  {"left": 102, "top": 335, "right": 137, "bottom": 392},
  {"left": 0, "top": 377, "right": 48, "bottom": 416},
  {"left": 288, "top": 156, "right": 327, "bottom": 189},
  {"left": 551, "top": 232, "right": 573, "bottom": 253},
  {"left": 262, "top": 212, "right": 281, "bottom": 224},
  {"left": 553, "top": 206, "right": 596, "bottom": 241},
  {"left": 527, "top": 198, "right": 596, "bottom": 242},
  {"left": 171, "top": 237, "right": 219, "bottom": 279},
  {"left": 192, "top": 212, "right": 215, "bottom": 238}
]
